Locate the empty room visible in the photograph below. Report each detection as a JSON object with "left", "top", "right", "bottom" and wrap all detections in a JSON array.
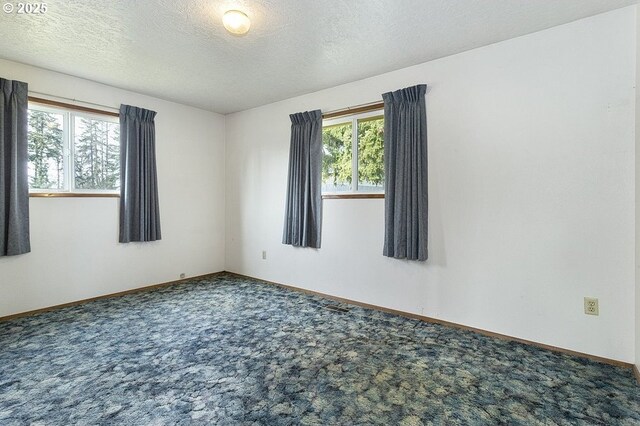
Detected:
[{"left": 1, "top": 0, "right": 640, "bottom": 424}]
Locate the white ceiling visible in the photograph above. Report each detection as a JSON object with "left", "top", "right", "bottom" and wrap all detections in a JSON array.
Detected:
[{"left": 0, "top": 0, "right": 636, "bottom": 114}]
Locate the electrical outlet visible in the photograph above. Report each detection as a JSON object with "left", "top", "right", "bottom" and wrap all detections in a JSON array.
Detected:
[
  {"left": 584, "top": 297, "right": 599, "bottom": 316},
  {"left": 180, "top": 273, "right": 186, "bottom": 279},
  {"left": 262, "top": 250, "right": 267, "bottom": 260}
]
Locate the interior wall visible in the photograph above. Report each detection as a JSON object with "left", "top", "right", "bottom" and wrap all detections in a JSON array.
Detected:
[
  {"left": 225, "top": 7, "right": 636, "bottom": 362},
  {"left": 0, "top": 59, "right": 226, "bottom": 317}
]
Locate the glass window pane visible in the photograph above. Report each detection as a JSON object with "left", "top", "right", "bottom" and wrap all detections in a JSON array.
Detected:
[
  {"left": 357, "top": 116, "right": 384, "bottom": 191},
  {"left": 27, "top": 109, "right": 65, "bottom": 189},
  {"left": 74, "top": 116, "right": 120, "bottom": 190},
  {"left": 322, "top": 121, "right": 352, "bottom": 192}
]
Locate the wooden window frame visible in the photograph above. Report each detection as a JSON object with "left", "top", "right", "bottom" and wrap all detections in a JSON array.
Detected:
[
  {"left": 27, "top": 98, "right": 121, "bottom": 198},
  {"left": 321, "top": 109, "right": 385, "bottom": 199}
]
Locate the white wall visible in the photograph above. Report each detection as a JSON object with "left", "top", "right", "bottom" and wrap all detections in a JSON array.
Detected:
[
  {"left": 225, "top": 7, "right": 636, "bottom": 362},
  {"left": 0, "top": 59, "right": 226, "bottom": 317}
]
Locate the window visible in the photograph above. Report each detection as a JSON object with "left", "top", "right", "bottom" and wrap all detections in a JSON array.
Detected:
[
  {"left": 322, "top": 111, "right": 384, "bottom": 194},
  {"left": 27, "top": 103, "right": 120, "bottom": 194}
]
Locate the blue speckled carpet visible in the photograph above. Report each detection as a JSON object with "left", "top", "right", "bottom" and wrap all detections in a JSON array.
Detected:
[{"left": 0, "top": 274, "right": 638, "bottom": 425}]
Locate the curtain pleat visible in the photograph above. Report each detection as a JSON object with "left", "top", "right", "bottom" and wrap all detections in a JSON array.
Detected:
[
  {"left": 119, "top": 104, "right": 161, "bottom": 243},
  {"left": 282, "top": 110, "right": 322, "bottom": 248},
  {"left": 382, "top": 85, "right": 428, "bottom": 261},
  {"left": 0, "top": 78, "right": 30, "bottom": 256}
]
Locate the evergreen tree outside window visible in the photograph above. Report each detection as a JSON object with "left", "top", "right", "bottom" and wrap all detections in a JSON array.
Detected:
[
  {"left": 27, "top": 108, "right": 64, "bottom": 189},
  {"left": 321, "top": 110, "right": 384, "bottom": 194},
  {"left": 27, "top": 104, "right": 119, "bottom": 193},
  {"left": 74, "top": 116, "right": 120, "bottom": 190}
]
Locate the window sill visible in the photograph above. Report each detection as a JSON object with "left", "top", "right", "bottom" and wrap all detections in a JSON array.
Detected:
[
  {"left": 322, "top": 193, "right": 384, "bottom": 199},
  {"left": 29, "top": 192, "right": 120, "bottom": 198}
]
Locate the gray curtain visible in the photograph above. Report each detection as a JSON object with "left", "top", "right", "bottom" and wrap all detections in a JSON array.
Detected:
[
  {"left": 282, "top": 110, "right": 322, "bottom": 248},
  {"left": 119, "top": 104, "right": 161, "bottom": 243},
  {"left": 0, "top": 78, "right": 30, "bottom": 256},
  {"left": 382, "top": 84, "right": 428, "bottom": 261}
]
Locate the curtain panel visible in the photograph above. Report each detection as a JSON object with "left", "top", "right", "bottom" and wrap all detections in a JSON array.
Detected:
[
  {"left": 0, "top": 78, "right": 30, "bottom": 256},
  {"left": 119, "top": 104, "right": 161, "bottom": 243},
  {"left": 382, "top": 84, "right": 428, "bottom": 261},
  {"left": 282, "top": 110, "right": 323, "bottom": 248}
]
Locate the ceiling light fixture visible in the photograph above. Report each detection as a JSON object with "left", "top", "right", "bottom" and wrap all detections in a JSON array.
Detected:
[{"left": 223, "top": 10, "right": 251, "bottom": 35}]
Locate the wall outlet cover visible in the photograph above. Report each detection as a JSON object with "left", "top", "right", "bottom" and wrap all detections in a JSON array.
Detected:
[{"left": 584, "top": 297, "right": 599, "bottom": 316}]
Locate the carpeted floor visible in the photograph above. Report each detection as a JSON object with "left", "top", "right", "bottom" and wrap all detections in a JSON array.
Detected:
[{"left": 0, "top": 274, "right": 638, "bottom": 425}]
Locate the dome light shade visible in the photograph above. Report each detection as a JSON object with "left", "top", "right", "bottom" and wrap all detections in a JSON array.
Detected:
[{"left": 223, "top": 10, "right": 251, "bottom": 35}]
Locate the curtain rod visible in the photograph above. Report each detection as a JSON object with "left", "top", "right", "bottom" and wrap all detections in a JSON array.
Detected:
[
  {"left": 28, "top": 90, "right": 119, "bottom": 113},
  {"left": 322, "top": 100, "right": 384, "bottom": 120}
]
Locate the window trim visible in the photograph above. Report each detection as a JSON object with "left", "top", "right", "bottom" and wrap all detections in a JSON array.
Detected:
[
  {"left": 322, "top": 193, "right": 384, "bottom": 200},
  {"left": 28, "top": 96, "right": 119, "bottom": 118},
  {"left": 27, "top": 102, "right": 121, "bottom": 196},
  {"left": 322, "top": 109, "right": 384, "bottom": 196},
  {"left": 29, "top": 192, "right": 120, "bottom": 198},
  {"left": 322, "top": 101, "right": 384, "bottom": 120}
]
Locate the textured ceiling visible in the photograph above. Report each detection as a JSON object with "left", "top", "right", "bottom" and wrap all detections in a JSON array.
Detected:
[{"left": 0, "top": 0, "right": 636, "bottom": 114}]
